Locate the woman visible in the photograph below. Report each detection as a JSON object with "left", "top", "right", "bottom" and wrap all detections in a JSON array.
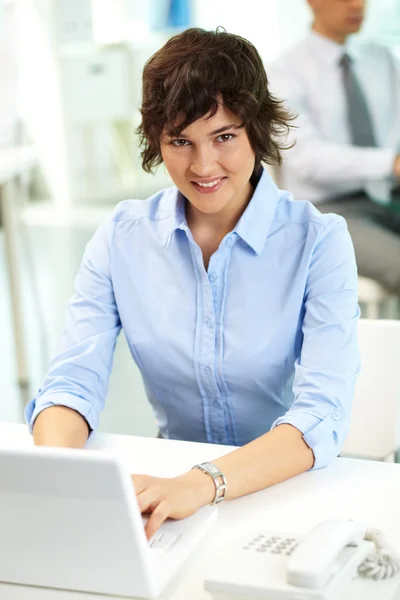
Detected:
[{"left": 26, "top": 28, "right": 360, "bottom": 539}]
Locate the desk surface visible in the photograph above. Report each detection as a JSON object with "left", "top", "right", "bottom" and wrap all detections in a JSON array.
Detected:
[{"left": 0, "top": 423, "right": 399, "bottom": 600}]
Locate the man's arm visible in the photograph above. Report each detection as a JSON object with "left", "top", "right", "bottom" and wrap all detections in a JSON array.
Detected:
[
  {"left": 33, "top": 406, "right": 90, "bottom": 448},
  {"left": 268, "top": 62, "right": 397, "bottom": 185}
]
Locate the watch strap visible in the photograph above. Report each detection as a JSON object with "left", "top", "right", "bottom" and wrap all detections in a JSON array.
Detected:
[{"left": 192, "top": 462, "right": 227, "bottom": 505}]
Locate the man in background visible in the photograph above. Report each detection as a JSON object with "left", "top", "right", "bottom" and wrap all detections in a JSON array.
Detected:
[{"left": 268, "top": 0, "right": 400, "bottom": 295}]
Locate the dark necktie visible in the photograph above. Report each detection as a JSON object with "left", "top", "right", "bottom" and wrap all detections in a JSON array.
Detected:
[
  {"left": 340, "top": 53, "right": 376, "bottom": 147},
  {"left": 340, "top": 55, "right": 400, "bottom": 215}
]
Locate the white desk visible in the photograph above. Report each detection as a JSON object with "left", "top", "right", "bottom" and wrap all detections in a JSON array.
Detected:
[
  {"left": 0, "top": 146, "right": 37, "bottom": 386},
  {"left": 0, "top": 422, "right": 399, "bottom": 600}
]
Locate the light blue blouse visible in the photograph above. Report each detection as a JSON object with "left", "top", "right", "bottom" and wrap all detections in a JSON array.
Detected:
[{"left": 26, "top": 169, "right": 360, "bottom": 469}]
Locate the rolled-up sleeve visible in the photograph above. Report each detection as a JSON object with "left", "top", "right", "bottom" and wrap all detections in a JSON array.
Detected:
[
  {"left": 271, "top": 216, "right": 360, "bottom": 469},
  {"left": 25, "top": 211, "right": 121, "bottom": 434}
]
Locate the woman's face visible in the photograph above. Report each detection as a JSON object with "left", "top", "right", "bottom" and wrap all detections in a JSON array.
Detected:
[{"left": 160, "top": 104, "right": 256, "bottom": 218}]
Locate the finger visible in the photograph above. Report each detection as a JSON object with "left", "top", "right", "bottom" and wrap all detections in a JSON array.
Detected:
[
  {"left": 145, "top": 501, "right": 170, "bottom": 540},
  {"left": 131, "top": 474, "right": 149, "bottom": 495},
  {"left": 136, "top": 488, "right": 160, "bottom": 514}
]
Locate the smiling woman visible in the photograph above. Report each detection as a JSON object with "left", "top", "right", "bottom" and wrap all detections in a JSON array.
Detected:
[
  {"left": 136, "top": 27, "right": 294, "bottom": 268},
  {"left": 137, "top": 27, "right": 291, "bottom": 174},
  {"left": 28, "top": 27, "right": 360, "bottom": 540},
  {"left": 159, "top": 104, "right": 256, "bottom": 261}
]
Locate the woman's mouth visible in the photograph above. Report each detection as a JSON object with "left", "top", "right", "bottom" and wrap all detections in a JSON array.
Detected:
[{"left": 191, "top": 177, "right": 226, "bottom": 194}]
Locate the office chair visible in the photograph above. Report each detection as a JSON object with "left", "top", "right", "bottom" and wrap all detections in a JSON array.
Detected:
[
  {"left": 341, "top": 318, "right": 400, "bottom": 462},
  {"left": 358, "top": 276, "right": 399, "bottom": 319}
]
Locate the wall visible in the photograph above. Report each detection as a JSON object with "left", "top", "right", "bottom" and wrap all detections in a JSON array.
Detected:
[
  {"left": 14, "top": 0, "right": 71, "bottom": 209},
  {"left": 193, "top": 0, "right": 282, "bottom": 63},
  {"left": 0, "top": 1, "right": 18, "bottom": 145}
]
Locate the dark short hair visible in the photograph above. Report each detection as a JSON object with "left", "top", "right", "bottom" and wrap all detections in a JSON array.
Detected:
[{"left": 136, "top": 27, "right": 294, "bottom": 174}]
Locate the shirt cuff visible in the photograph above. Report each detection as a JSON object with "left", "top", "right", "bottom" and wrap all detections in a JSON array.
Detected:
[
  {"left": 366, "top": 147, "right": 397, "bottom": 180},
  {"left": 270, "top": 411, "right": 343, "bottom": 470},
  {"left": 25, "top": 393, "right": 99, "bottom": 438}
]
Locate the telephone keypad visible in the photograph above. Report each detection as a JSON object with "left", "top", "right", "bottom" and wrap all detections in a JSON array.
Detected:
[{"left": 243, "top": 534, "right": 300, "bottom": 556}]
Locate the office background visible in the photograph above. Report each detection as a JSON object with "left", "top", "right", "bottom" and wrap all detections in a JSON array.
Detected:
[{"left": 1, "top": 0, "right": 400, "bottom": 439}]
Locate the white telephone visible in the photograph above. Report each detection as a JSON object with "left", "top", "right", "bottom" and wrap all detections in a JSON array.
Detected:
[{"left": 204, "top": 519, "right": 400, "bottom": 600}]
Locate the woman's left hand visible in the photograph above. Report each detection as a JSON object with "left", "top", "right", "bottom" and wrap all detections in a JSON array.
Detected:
[{"left": 132, "top": 469, "right": 215, "bottom": 540}]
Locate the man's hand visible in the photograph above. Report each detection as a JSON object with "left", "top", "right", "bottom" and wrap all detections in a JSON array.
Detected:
[
  {"left": 393, "top": 155, "right": 400, "bottom": 179},
  {"left": 132, "top": 469, "right": 215, "bottom": 540}
]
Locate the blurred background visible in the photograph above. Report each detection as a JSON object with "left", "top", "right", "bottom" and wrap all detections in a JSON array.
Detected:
[{"left": 1, "top": 0, "right": 400, "bottom": 442}]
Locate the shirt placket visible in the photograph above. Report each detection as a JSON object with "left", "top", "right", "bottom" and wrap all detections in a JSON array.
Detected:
[
  {"left": 212, "top": 235, "right": 238, "bottom": 446},
  {"left": 202, "top": 262, "right": 227, "bottom": 444},
  {"left": 186, "top": 232, "right": 228, "bottom": 445}
]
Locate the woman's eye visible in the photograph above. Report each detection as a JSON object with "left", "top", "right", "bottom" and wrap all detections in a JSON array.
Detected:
[
  {"left": 170, "top": 134, "right": 235, "bottom": 146},
  {"left": 171, "top": 139, "right": 189, "bottom": 147},
  {"left": 217, "top": 134, "right": 234, "bottom": 142}
]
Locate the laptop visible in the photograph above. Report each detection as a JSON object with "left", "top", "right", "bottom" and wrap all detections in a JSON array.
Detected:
[{"left": 0, "top": 445, "right": 218, "bottom": 598}]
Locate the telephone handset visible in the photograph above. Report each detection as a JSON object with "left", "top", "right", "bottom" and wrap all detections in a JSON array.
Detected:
[
  {"left": 205, "top": 518, "right": 400, "bottom": 600},
  {"left": 287, "top": 519, "right": 366, "bottom": 590}
]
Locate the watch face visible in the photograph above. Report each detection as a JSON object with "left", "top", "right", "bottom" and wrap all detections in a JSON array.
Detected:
[
  {"left": 201, "top": 463, "right": 224, "bottom": 483},
  {"left": 208, "top": 465, "right": 220, "bottom": 476}
]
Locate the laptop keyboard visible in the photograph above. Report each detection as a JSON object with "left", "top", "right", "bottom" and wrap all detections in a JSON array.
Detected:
[
  {"left": 145, "top": 506, "right": 217, "bottom": 558},
  {"left": 148, "top": 531, "right": 182, "bottom": 555}
]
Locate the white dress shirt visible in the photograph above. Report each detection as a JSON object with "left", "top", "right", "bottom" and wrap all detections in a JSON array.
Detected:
[{"left": 267, "top": 31, "right": 400, "bottom": 203}]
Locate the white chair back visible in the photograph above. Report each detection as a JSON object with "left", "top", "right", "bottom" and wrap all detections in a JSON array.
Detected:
[
  {"left": 357, "top": 276, "right": 398, "bottom": 319},
  {"left": 341, "top": 318, "right": 400, "bottom": 460}
]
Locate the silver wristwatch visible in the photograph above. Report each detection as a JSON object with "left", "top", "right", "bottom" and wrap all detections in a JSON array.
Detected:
[{"left": 191, "top": 462, "right": 228, "bottom": 505}]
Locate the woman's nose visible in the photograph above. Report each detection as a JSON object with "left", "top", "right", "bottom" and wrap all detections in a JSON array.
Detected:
[{"left": 190, "top": 147, "right": 217, "bottom": 176}]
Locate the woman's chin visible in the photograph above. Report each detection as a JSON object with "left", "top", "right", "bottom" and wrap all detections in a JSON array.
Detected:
[{"left": 189, "top": 200, "right": 229, "bottom": 216}]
